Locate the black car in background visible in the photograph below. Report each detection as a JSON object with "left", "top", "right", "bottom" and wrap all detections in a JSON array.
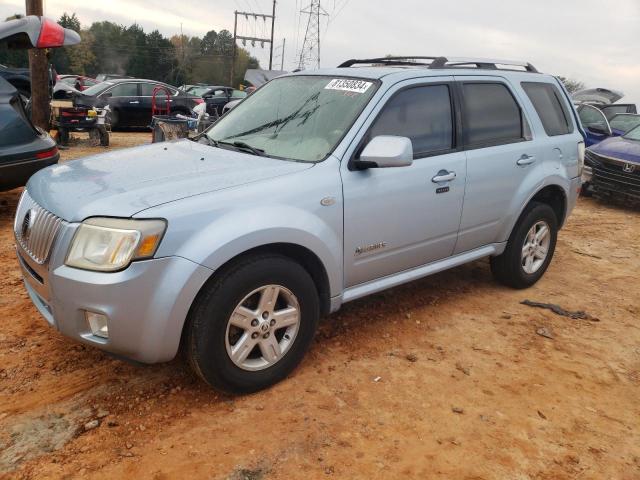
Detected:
[
  {"left": 0, "top": 16, "right": 79, "bottom": 191},
  {"left": 0, "top": 76, "right": 58, "bottom": 191},
  {"left": 0, "top": 63, "right": 30, "bottom": 98},
  {"left": 187, "top": 85, "right": 247, "bottom": 116},
  {"left": 74, "top": 79, "right": 203, "bottom": 129}
]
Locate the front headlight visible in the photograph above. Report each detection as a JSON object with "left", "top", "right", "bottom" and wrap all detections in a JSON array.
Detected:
[{"left": 66, "top": 217, "right": 166, "bottom": 272}]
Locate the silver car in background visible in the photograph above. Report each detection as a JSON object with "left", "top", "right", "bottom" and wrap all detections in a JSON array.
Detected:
[{"left": 14, "top": 56, "right": 584, "bottom": 394}]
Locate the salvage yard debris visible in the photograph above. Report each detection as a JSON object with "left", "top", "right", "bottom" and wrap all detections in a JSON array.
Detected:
[{"left": 521, "top": 300, "right": 600, "bottom": 322}]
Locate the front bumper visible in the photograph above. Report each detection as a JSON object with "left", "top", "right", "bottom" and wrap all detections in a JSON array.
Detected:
[{"left": 17, "top": 238, "right": 212, "bottom": 363}]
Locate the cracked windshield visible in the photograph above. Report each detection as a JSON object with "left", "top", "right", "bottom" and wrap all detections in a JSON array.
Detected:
[{"left": 206, "top": 76, "right": 377, "bottom": 161}]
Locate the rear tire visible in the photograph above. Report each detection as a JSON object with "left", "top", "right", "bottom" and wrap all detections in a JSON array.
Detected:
[
  {"left": 186, "top": 254, "right": 320, "bottom": 394},
  {"left": 490, "top": 202, "right": 558, "bottom": 289}
]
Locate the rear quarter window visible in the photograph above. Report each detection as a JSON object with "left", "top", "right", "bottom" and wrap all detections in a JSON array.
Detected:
[
  {"left": 461, "top": 82, "right": 526, "bottom": 147},
  {"left": 521, "top": 82, "right": 573, "bottom": 136}
]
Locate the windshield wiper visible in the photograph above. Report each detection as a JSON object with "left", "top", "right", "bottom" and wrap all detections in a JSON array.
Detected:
[
  {"left": 196, "top": 135, "right": 218, "bottom": 147},
  {"left": 217, "top": 140, "right": 267, "bottom": 157}
]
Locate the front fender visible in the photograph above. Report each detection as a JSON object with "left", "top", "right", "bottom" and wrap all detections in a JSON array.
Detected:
[{"left": 175, "top": 205, "right": 343, "bottom": 296}]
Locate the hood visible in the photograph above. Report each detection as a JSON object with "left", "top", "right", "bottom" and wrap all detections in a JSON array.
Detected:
[
  {"left": 573, "top": 88, "right": 624, "bottom": 105},
  {"left": 27, "top": 139, "right": 313, "bottom": 221},
  {"left": 590, "top": 136, "right": 640, "bottom": 163}
]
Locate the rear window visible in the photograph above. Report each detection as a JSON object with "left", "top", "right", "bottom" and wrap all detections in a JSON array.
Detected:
[
  {"left": 521, "top": 82, "right": 573, "bottom": 136},
  {"left": 461, "top": 83, "right": 525, "bottom": 147}
]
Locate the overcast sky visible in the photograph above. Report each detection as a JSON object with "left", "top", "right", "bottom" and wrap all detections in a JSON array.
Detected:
[{"left": 3, "top": 0, "right": 639, "bottom": 105}]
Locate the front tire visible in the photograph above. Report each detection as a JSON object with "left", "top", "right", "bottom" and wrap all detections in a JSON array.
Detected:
[
  {"left": 490, "top": 202, "right": 558, "bottom": 289},
  {"left": 186, "top": 254, "right": 320, "bottom": 394}
]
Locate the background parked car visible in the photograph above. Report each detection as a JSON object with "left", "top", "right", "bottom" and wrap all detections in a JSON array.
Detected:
[
  {"left": 73, "top": 78, "right": 203, "bottom": 129},
  {"left": 609, "top": 113, "right": 640, "bottom": 135},
  {"left": 95, "top": 73, "right": 132, "bottom": 82},
  {"left": 188, "top": 85, "right": 247, "bottom": 116},
  {"left": 58, "top": 74, "right": 99, "bottom": 91},
  {"left": 573, "top": 88, "right": 637, "bottom": 119},
  {"left": 0, "top": 63, "right": 30, "bottom": 98},
  {"left": 578, "top": 104, "right": 623, "bottom": 146},
  {"left": 0, "top": 16, "right": 79, "bottom": 191},
  {"left": 583, "top": 124, "right": 640, "bottom": 201}
]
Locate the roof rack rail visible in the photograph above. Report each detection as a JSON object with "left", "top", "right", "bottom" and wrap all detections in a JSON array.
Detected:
[{"left": 337, "top": 56, "right": 539, "bottom": 73}]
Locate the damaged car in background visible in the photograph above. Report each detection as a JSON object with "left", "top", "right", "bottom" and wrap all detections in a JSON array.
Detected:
[
  {"left": 583, "top": 124, "right": 640, "bottom": 202},
  {"left": 0, "top": 15, "right": 79, "bottom": 191},
  {"left": 574, "top": 88, "right": 638, "bottom": 146}
]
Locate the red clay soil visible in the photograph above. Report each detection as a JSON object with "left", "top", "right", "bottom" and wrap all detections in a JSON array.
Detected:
[{"left": 0, "top": 132, "right": 639, "bottom": 479}]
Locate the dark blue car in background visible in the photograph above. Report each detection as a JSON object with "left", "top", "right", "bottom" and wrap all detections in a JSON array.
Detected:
[{"left": 583, "top": 124, "right": 640, "bottom": 202}]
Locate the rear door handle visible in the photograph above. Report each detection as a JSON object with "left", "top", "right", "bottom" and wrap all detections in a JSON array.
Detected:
[
  {"left": 431, "top": 170, "right": 457, "bottom": 183},
  {"left": 517, "top": 154, "right": 536, "bottom": 166},
  {"left": 129, "top": 101, "right": 140, "bottom": 104}
]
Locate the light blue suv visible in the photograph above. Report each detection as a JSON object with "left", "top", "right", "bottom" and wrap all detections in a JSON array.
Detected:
[{"left": 14, "top": 56, "right": 584, "bottom": 393}]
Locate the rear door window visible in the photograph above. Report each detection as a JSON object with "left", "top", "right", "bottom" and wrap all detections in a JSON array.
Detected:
[
  {"left": 461, "top": 82, "right": 525, "bottom": 147},
  {"left": 367, "top": 84, "right": 454, "bottom": 158},
  {"left": 521, "top": 82, "right": 573, "bottom": 136},
  {"left": 140, "top": 83, "right": 174, "bottom": 96},
  {"left": 109, "top": 83, "right": 138, "bottom": 97}
]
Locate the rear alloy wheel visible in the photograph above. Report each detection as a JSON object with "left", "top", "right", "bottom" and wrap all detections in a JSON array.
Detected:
[
  {"left": 187, "top": 254, "right": 320, "bottom": 394},
  {"left": 491, "top": 202, "right": 558, "bottom": 289},
  {"left": 521, "top": 221, "right": 551, "bottom": 274}
]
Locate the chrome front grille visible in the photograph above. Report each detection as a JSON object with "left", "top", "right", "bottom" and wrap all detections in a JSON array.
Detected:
[{"left": 14, "top": 191, "right": 64, "bottom": 264}]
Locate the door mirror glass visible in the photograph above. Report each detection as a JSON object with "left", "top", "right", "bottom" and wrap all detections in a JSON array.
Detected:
[{"left": 356, "top": 136, "right": 413, "bottom": 169}]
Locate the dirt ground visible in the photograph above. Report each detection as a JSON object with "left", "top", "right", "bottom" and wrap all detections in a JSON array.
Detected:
[{"left": 1, "top": 132, "right": 639, "bottom": 480}]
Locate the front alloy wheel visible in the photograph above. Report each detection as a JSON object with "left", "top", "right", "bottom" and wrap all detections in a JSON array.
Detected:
[
  {"left": 226, "top": 285, "right": 300, "bottom": 371},
  {"left": 187, "top": 254, "right": 320, "bottom": 394}
]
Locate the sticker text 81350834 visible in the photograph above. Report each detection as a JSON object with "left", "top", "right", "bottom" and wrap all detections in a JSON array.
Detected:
[{"left": 325, "top": 79, "right": 373, "bottom": 94}]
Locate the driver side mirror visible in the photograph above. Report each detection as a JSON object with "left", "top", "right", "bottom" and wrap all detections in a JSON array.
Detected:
[{"left": 353, "top": 136, "right": 413, "bottom": 170}]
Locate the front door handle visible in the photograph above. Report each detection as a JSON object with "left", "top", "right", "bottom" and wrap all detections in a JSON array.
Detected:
[
  {"left": 517, "top": 154, "right": 536, "bottom": 166},
  {"left": 129, "top": 100, "right": 140, "bottom": 104},
  {"left": 431, "top": 170, "right": 457, "bottom": 183}
]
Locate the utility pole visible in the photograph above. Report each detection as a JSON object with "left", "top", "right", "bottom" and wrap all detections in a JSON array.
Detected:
[
  {"left": 25, "top": 0, "right": 50, "bottom": 130},
  {"left": 230, "top": 6, "right": 277, "bottom": 86},
  {"left": 268, "top": 0, "right": 276, "bottom": 70},
  {"left": 230, "top": 13, "right": 238, "bottom": 86},
  {"left": 280, "top": 38, "right": 286, "bottom": 71},
  {"left": 297, "top": 0, "right": 328, "bottom": 70}
]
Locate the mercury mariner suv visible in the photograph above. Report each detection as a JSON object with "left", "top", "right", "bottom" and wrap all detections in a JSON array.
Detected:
[{"left": 14, "top": 56, "right": 585, "bottom": 394}]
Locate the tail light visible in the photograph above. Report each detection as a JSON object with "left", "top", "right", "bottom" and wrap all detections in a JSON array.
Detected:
[
  {"left": 577, "top": 141, "right": 585, "bottom": 175},
  {"left": 36, "top": 147, "right": 58, "bottom": 159},
  {"left": 36, "top": 18, "right": 65, "bottom": 48}
]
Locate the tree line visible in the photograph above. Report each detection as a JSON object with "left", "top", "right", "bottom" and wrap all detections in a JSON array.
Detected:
[{"left": 0, "top": 13, "right": 261, "bottom": 87}]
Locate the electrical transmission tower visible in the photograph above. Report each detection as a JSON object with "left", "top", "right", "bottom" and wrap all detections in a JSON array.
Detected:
[{"left": 297, "top": 0, "right": 328, "bottom": 70}]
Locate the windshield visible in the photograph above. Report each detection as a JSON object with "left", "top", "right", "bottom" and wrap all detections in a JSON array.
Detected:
[
  {"left": 623, "top": 124, "right": 640, "bottom": 141},
  {"left": 82, "top": 81, "right": 112, "bottom": 96},
  {"left": 610, "top": 114, "right": 640, "bottom": 133},
  {"left": 206, "top": 76, "right": 378, "bottom": 162}
]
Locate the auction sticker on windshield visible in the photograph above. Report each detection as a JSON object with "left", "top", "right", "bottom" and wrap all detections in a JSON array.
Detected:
[{"left": 325, "top": 79, "right": 372, "bottom": 94}]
